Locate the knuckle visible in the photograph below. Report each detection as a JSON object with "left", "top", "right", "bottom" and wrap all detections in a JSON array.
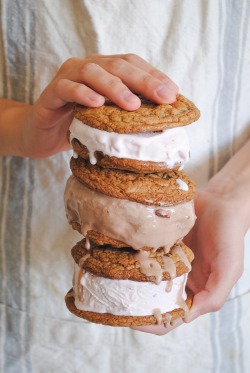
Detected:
[
  {"left": 54, "top": 79, "right": 81, "bottom": 100},
  {"left": 148, "top": 67, "right": 161, "bottom": 77},
  {"left": 122, "top": 53, "right": 140, "bottom": 63},
  {"left": 79, "top": 62, "right": 98, "bottom": 76},
  {"left": 210, "top": 298, "right": 224, "bottom": 312},
  {"left": 85, "top": 53, "right": 100, "bottom": 60},
  {"left": 69, "top": 82, "right": 81, "bottom": 97},
  {"left": 53, "top": 78, "right": 64, "bottom": 94},
  {"left": 142, "top": 73, "right": 155, "bottom": 86},
  {"left": 106, "top": 76, "right": 122, "bottom": 88},
  {"left": 108, "top": 58, "right": 126, "bottom": 71},
  {"left": 61, "top": 57, "right": 79, "bottom": 70}
]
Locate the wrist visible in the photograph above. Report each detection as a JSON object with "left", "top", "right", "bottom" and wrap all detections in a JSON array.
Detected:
[
  {"left": 206, "top": 172, "right": 240, "bottom": 198},
  {"left": 205, "top": 172, "right": 250, "bottom": 233},
  {"left": 0, "top": 99, "right": 32, "bottom": 157}
]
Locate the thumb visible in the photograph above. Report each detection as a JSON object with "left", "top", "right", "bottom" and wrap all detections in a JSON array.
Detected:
[{"left": 185, "top": 259, "right": 243, "bottom": 323}]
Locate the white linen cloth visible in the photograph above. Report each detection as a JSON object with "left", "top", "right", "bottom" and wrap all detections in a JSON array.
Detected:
[{"left": 0, "top": 1, "right": 250, "bottom": 372}]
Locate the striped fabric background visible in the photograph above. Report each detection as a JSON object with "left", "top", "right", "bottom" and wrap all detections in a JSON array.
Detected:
[
  {"left": 0, "top": 0, "right": 35, "bottom": 371},
  {"left": 0, "top": 1, "right": 250, "bottom": 372},
  {"left": 208, "top": 2, "right": 250, "bottom": 372}
]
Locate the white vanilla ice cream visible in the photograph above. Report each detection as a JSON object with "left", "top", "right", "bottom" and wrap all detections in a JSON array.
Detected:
[
  {"left": 73, "top": 265, "right": 188, "bottom": 316},
  {"left": 69, "top": 118, "right": 190, "bottom": 169},
  {"left": 64, "top": 176, "right": 196, "bottom": 252}
]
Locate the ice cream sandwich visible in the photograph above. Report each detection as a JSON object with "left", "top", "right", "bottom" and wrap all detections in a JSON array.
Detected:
[
  {"left": 64, "top": 175, "right": 196, "bottom": 252},
  {"left": 65, "top": 239, "right": 194, "bottom": 327},
  {"left": 64, "top": 93, "right": 200, "bottom": 327},
  {"left": 69, "top": 94, "right": 200, "bottom": 173}
]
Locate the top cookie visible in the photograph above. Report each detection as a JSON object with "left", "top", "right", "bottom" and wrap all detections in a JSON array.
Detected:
[{"left": 73, "top": 94, "right": 200, "bottom": 134}]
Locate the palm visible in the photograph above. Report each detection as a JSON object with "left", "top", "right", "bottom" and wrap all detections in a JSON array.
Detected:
[
  {"left": 24, "top": 103, "right": 73, "bottom": 158},
  {"left": 184, "top": 189, "right": 244, "bottom": 316}
]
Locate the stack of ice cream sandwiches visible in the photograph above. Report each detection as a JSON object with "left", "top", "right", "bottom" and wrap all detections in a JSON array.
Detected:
[{"left": 64, "top": 94, "right": 200, "bottom": 327}]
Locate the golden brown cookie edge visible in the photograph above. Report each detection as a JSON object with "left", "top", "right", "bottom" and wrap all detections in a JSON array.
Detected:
[{"left": 73, "top": 94, "right": 200, "bottom": 134}]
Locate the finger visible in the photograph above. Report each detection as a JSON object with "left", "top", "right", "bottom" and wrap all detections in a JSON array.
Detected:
[
  {"left": 68, "top": 62, "right": 141, "bottom": 110},
  {"left": 185, "top": 254, "right": 243, "bottom": 322},
  {"left": 67, "top": 56, "right": 178, "bottom": 106},
  {"left": 58, "top": 56, "right": 178, "bottom": 108},
  {"left": 131, "top": 318, "right": 183, "bottom": 336},
  {"left": 40, "top": 78, "right": 105, "bottom": 110},
  {"left": 192, "top": 272, "right": 236, "bottom": 315},
  {"left": 99, "top": 57, "right": 178, "bottom": 104},
  {"left": 93, "top": 53, "right": 177, "bottom": 86}
]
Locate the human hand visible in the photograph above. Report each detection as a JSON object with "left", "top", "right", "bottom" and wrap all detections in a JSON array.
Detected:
[
  {"left": 132, "top": 173, "right": 249, "bottom": 335},
  {"left": 184, "top": 180, "right": 248, "bottom": 322},
  {"left": 18, "top": 54, "right": 178, "bottom": 158}
]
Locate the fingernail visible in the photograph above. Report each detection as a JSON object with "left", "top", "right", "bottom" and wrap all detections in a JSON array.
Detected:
[
  {"left": 156, "top": 85, "right": 175, "bottom": 100},
  {"left": 123, "top": 91, "right": 140, "bottom": 104}
]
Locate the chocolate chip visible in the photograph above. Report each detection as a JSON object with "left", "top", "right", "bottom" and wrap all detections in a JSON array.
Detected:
[{"left": 155, "top": 209, "right": 171, "bottom": 218}]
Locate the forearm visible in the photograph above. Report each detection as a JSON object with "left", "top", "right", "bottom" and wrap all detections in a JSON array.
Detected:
[{"left": 0, "top": 98, "right": 32, "bottom": 157}]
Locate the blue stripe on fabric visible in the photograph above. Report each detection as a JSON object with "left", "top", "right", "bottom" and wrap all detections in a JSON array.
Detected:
[
  {"left": 236, "top": 283, "right": 245, "bottom": 373},
  {"left": 23, "top": 159, "right": 35, "bottom": 373},
  {"left": 0, "top": 157, "right": 7, "bottom": 373},
  {"left": 209, "top": 0, "right": 248, "bottom": 177},
  {"left": 219, "top": 298, "right": 238, "bottom": 373},
  {"left": 0, "top": 1, "right": 7, "bottom": 98},
  {"left": 210, "top": 312, "right": 220, "bottom": 372},
  {"left": 4, "top": 157, "right": 26, "bottom": 372},
  {"left": 0, "top": 3, "right": 7, "bottom": 370},
  {"left": 209, "top": 1, "right": 224, "bottom": 370},
  {"left": 215, "top": 0, "right": 242, "bottom": 170},
  {"left": 232, "top": 1, "right": 250, "bottom": 371},
  {"left": 209, "top": 0, "right": 249, "bottom": 372},
  {"left": 23, "top": 1, "right": 36, "bottom": 370},
  {"left": 217, "top": 1, "right": 248, "bottom": 372},
  {"left": 0, "top": 158, "right": 7, "bottom": 302},
  {"left": 3, "top": 0, "right": 26, "bottom": 366},
  {"left": 232, "top": 0, "right": 250, "bottom": 152},
  {"left": 2, "top": 0, "right": 35, "bottom": 371}
]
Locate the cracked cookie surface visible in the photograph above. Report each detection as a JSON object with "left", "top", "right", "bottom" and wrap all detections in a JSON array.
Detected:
[
  {"left": 73, "top": 94, "right": 200, "bottom": 133},
  {"left": 71, "top": 239, "right": 194, "bottom": 281},
  {"left": 70, "top": 156, "right": 196, "bottom": 206}
]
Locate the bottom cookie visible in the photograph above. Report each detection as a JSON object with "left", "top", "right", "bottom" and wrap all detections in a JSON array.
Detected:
[{"left": 65, "top": 288, "right": 193, "bottom": 327}]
